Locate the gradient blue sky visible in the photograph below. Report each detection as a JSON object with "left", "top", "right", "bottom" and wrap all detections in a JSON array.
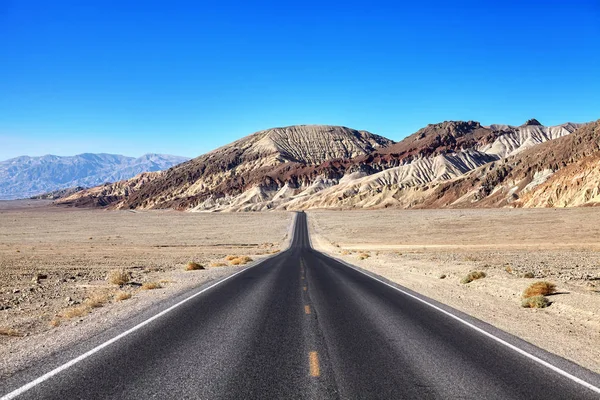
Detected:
[{"left": 1, "top": 0, "right": 599, "bottom": 160}]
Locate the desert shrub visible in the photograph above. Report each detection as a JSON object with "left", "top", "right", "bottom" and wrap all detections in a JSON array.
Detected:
[
  {"left": 461, "top": 271, "right": 487, "bottom": 284},
  {"left": 0, "top": 327, "right": 21, "bottom": 337},
  {"left": 141, "top": 282, "right": 161, "bottom": 290},
  {"left": 523, "top": 281, "right": 556, "bottom": 298},
  {"left": 210, "top": 262, "right": 228, "bottom": 267},
  {"left": 230, "top": 256, "right": 253, "bottom": 265},
  {"left": 84, "top": 292, "right": 109, "bottom": 308},
  {"left": 62, "top": 305, "right": 90, "bottom": 319},
  {"left": 505, "top": 265, "right": 513, "bottom": 274},
  {"left": 358, "top": 253, "right": 370, "bottom": 260},
  {"left": 522, "top": 272, "right": 535, "bottom": 279},
  {"left": 522, "top": 295, "right": 550, "bottom": 308},
  {"left": 185, "top": 262, "right": 204, "bottom": 271},
  {"left": 225, "top": 255, "right": 237, "bottom": 261},
  {"left": 107, "top": 269, "right": 130, "bottom": 286},
  {"left": 114, "top": 291, "right": 132, "bottom": 301},
  {"left": 49, "top": 318, "right": 61, "bottom": 327}
]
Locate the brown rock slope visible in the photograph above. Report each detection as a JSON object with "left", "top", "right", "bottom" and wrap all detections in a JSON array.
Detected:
[
  {"left": 416, "top": 120, "right": 600, "bottom": 208},
  {"left": 58, "top": 125, "right": 393, "bottom": 210},
  {"left": 59, "top": 120, "right": 592, "bottom": 211}
]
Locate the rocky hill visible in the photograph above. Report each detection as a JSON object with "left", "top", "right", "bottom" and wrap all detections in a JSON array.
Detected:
[
  {"left": 58, "top": 120, "right": 595, "bottom": 211},
  {"left": 0, "top": 153, "right": 189, "bottom": 200},
  {"left": 58, "top": 125, "right": 393, "bottom": 209}
]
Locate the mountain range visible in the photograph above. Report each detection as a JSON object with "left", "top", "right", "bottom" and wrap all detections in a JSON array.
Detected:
[
  {"left": 57, "top": 119, "right": 600, "bottom": 210},
  {"left": 0, "top": 153, "right": 189, "bottom": 200}
]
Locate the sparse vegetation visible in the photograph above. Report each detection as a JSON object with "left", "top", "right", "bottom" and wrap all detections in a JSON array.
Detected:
[
  {"left": 210, "top": 262, "right": 228, "bottom": 267},
  {"left": 114, "top": 291, "right": 132, "bottom": 301},
  {"left": 185, "top": 262, "right": 204, "bottom": 271},
  {"left": 0, "top": 327, "right": 21, "bottom": 337},
  {"left": 461, "top": 271, "right": 487, "bottom": 284},
  {"left": 141, "top": 282, "right": 161, "bottom": 290},
  {"left": 522, "top": 272, "right": 535, "bottom": 278},
  {"left": 107, "top": 269, "right": 130, "bottom": 286},
  {"left": 230, "top": 256, "right": 253, "bottom": 265},
  {"left": 49, "top": 318, "right": 61, "bottom": 327},
  {"left": 522, "top": 295, "right": 550, "bottom": 308},
  {"left": 62, "top": 304, "right": 90, "bottom": 319},
  {"left": 225, "top": 255, "right": 237, "bottom": 261},
  {"left": 505, "top": 265, "right": 513, "bottom": 274},
  {"left": 84, "top": 292, "right": 109, "bottom": 308},
  {"left": 358, "top": 253, "right": 370, "bottom": 260},
  {"left": 523, "top": 281, "right": 556, "bottom": 298}
]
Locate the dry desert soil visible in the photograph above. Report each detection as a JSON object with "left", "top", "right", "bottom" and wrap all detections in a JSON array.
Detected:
[
  {"left": 0, "top": 200, "right": 292, "bottom": 377},
  {"left": 307, "top": 208, "right": 600, "bottom": 375}
]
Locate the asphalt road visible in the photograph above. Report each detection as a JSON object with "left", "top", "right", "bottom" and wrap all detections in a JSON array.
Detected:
[{"left": 2, "top": 212, "right": 600, "bottom": 399}]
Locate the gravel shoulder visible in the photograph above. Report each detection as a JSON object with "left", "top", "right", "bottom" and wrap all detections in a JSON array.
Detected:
[{"left": 307, "top": 208, "right": 600, "bottom": 375}]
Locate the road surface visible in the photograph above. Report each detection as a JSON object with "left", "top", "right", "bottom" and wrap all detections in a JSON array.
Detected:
[{"left": 2, "top": 212, "right": 599, "bottom": 399}]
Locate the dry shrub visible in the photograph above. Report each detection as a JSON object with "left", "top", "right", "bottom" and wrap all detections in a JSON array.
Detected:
[
  {"left": 358, "top": 253, "right": 370, "bottom": 260},
  {"left": 522, "top": 295, "right": 550, "bottom": 308},
  {"left": 461, "top": 271, "right": 487, "bottom": 284},
  {"left": 522, "top": 272, "right": 535, "bottom": 279},
  {"left": 230, "top": 256, "right": 253, "bottom": 265},
  {"left": 341, "top": 250, "right": 350, "bottom": 255},
  {"left": 107, "top": 269, "right": 130, "bottom": 286},
  {"left": 505, "top": 265, "right": 513, "bottom": 274},
  {"left": 185, "top": 262, "right": 204, "bottom": 271},
  {"left": 49, "top": 318, "right": 61, "bottom": 327},
  {"left": 84, "top": 292, "right": 109, "bottom": 308},
  {"left": 62, "top": 305, "right": 90, "bottom": 319},
  {"left": 0, "top": 327, "right": 21, "bottom": 337},
  {"left": 523, "top": 281, "right": 556, "bottom": 298},
  {"left": 114, "top": 291, "right": 131, "bottom": 301},
  {"left": 225, "top": 255, "right": 237, "bottom": 261},
  {"left": 210, "top": 262, "right": 228, "bottom": 267},
  {"left": 141, "top": 282, "right": 161, "bottom": 290}
]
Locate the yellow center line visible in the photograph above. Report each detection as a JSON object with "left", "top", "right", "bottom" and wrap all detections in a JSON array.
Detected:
[
  {"left": 309, "top": 351, "right": 320, "bottom": 377},
  {"left": 304, "top": 305, "right": 311, "bottom": 314}
]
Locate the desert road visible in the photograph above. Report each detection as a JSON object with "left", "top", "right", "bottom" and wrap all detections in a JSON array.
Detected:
[{"left": 2, "top": 212, "right": 600, "bottom": 399}]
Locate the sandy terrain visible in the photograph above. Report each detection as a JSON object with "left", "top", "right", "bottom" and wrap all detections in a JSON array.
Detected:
[
  {"left": 0, "top": 201, "right": 292, "bottom": 377},
  {"left": 307, "top": 208, "right": 600, "bottom": 374}
]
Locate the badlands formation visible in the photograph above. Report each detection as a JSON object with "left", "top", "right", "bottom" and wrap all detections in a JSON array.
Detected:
[{"left": 58, "top": 119, "right": 599, "bottom": 211}]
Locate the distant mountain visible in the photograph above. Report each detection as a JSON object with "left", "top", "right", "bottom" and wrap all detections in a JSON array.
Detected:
[
  {"left": 0, "top": 153, "right": 189, "bottom": 200},
  {"left": 58, "top": 120, "right": 597, "bottom": 211}
]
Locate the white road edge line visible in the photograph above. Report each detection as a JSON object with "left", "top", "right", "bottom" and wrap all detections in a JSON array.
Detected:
[
  {"left": 1, "top": 213, "right": 299, "bottom": 400},
  {"left": 339, "top": 259, "right": 600, "bottom": 395}
]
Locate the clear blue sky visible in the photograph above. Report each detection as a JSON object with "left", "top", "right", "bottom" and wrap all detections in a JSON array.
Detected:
[{"left": 1, "top": 0, "right": 599, "bottom": 160}]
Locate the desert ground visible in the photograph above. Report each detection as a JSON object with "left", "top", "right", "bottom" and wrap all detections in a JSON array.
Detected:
[
  {"left": 307, "top": 208, "right": 600, "bottom": 374},
  {"left": 0, "top": 201, "right": 292, "bottom": 377}
]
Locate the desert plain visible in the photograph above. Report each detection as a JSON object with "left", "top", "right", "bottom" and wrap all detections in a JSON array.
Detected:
[
  {"left": 1, "top": 202, "right": 600, "bottom": 378},
  {"left": 308, "top": 208, "right": 600, "bottom": 374},
  {"left": 0, "top": 200, "right": 291, "bottom": 377}
]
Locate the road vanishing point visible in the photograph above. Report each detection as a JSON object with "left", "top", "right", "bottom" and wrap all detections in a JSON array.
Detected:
[{"left": 2, "top": 212, "right": 600, "bottom": 399}]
